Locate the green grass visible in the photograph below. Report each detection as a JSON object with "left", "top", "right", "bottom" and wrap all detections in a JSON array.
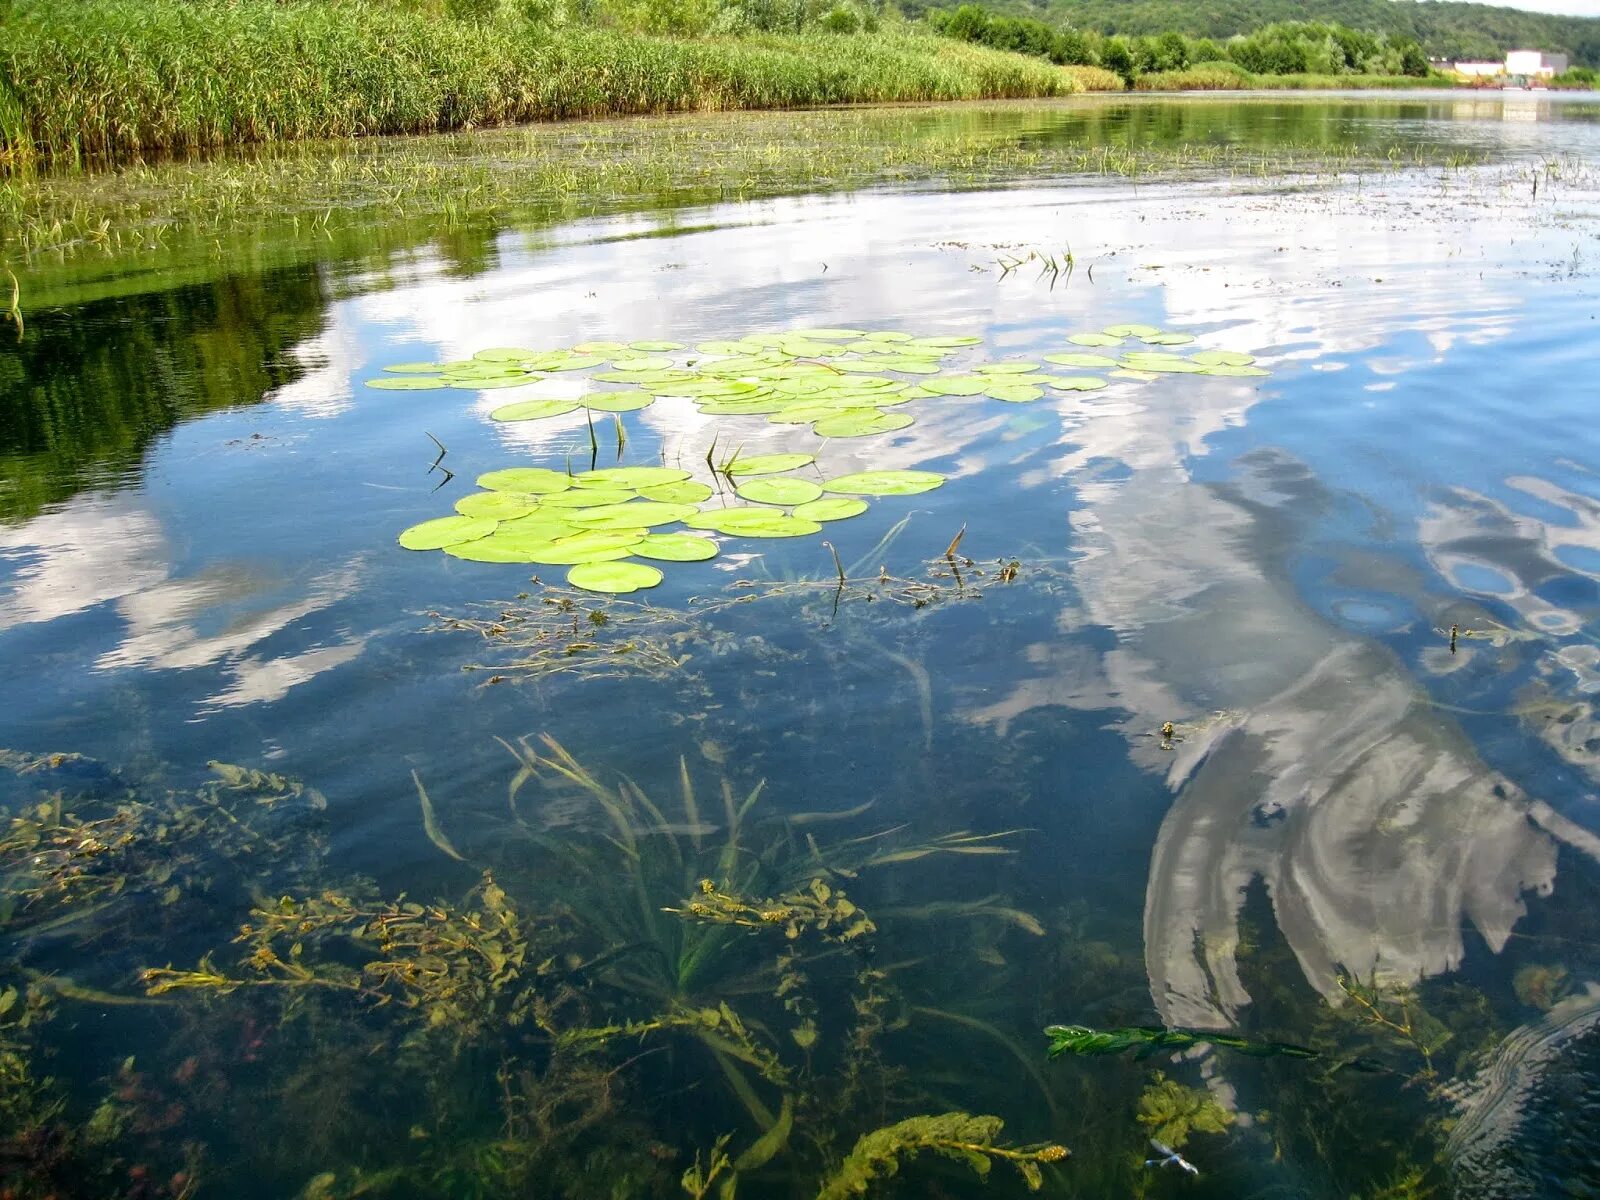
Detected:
[
  {"left": 1134, "top": 63, "right": 1458, "bottom": 92},
  {"left": 0, "top": 0, "right": 1078, "bottom": 170}
]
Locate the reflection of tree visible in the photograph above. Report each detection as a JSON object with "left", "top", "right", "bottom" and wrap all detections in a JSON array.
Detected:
[{"left": 0, "top": 266, "right": 328, "bottom": 523}]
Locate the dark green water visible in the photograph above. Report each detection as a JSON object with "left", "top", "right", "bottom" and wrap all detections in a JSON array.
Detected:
[{"left": 3, "top": 93, "right": 1600, "bottom": 1199}]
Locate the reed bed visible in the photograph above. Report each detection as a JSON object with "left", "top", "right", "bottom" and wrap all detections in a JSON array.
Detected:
[
  {"left": 0, "top": 0, "right": 1077, "bottom": 170},
  {"left": 1133, "top": 64, "right": 1458, "bottom": 92}
]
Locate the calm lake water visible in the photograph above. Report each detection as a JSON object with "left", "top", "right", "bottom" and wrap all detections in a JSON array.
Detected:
[{"left": 4, "top": 93, "right": 1600, "bottom": 1199}]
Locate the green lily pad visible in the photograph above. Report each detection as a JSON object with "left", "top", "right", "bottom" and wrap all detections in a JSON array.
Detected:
[
  {"left": 1068, "top": 333, "right": 1123, "bottom": 347},
  {"left": 986, "top": 384, "right": 1044, "bottom": 403},
  {"left": 629, "top": 341, "right": 684, "bottom": 353},
  {"left": 367, "top": 376, "right": 449, "bottom": 390},
  {"left": 609, "top": 355, "right": 673, "bottom": 372},
  {"left": 541, "top": 355, "right": 608, "bottom": 372},
  {"left": 454, "top": 491, "right": 540, "bottom": 519},
  {"left": 638, "top": 481, "right": 714, "bottom": 504},
  {"left": 576, "top": 467, "right": 691, "bottom": 489},
  {"left": 540, "top": 488, "right": 636, "bottom": 508},
  {"left": 871, "top": 358, "right": 943, "bottom": 375},
  {"left": 398, "top": 515, "right": 498, "bottom": 551},
  {"left": 1044, "top": 352, "right": 1117, "bottom": 369},
  {"left": 813, "top": 411, "right": 914, "bottom": 438},
  {"left": 697, "top": 340, "right": 764, "bottom": 355},
  {"left": 696, "top": 396, "right": 791, "bottom": 416},
  {"left": 921, "top": 376, "right": 989, "bottom": 397},
  {"left": 725, "top": 453, "right": 817, "bottom": 476},
  {"left": 573, "top": 341, "right": 629, "bottom": 354},
  {"left": 771, "top": 402, "right": 875, "bottom": 425},
  {"left": 686, "top": 508, "right": 823, "bottom": 538},
  {"left": 490, "top": 398, "right": 582, "bottom": 422},
  {"left": 581, "top": 391, "right": 654, "bottom": 413},
  {"left": 823, "top": 470, "right": 946, "bottom": 496},
  {"left": 974, "top": 363, "right": 1041, "bottom": 375},
  {"left": 1140, "top": 332, "right": 1194, "bottom": 346},
  {"left": 514, "top": 531, "right": 647, "bottom": 565},
  {"left": 1041, "top": 375, "right": 1109, "bottom": 392},
  {"left": 1201, "top": 364, "right": 1270, "bottom": 377},
  {"left": 458, "top": 374, "right": 543, "bottom": 390},
  {"left": 567, "top": 561, "right": 664, "bottom": 594},
  {"left": 736, "top": 477, "right": 824, "bottom": 506},
  {"left": 477, "top": 468, "right": 573, "bottom": 494},
  {"left": 568, "top": 501, "right": 699, "bottom": 530},
  {"left": 633, "top": 533, "right": 719, "bottom": 562},
  {"left": 909, "top": 336, "right": 982, "bottom": 349},
  {"left": 445, "top": 539, "right": 552, "bottom": 563},
  {"left": 1117, "top": 355, "right": 1205, "bottom": 374},
  {"left": 1112, "top": 369, "right": 1160, "bottom": 381},
  {"left": 1191, "top": 350, "right": 1257, "bottom": 367},
  {"left": 493, "top": 515, "right": 582, "bottom": 540},
  {"left": 792, "top": 497, "right": 868, "bottom": 522},
  {"left": 1101, "top": 324, "right": 1160, "bottom": 338},
  {"left": 860, "top": 331, "right": 913, "bottom": 342},
  {"left": 791, "top": 328, "right": 865, "bottom": 340},
  {"left": 472, "top": 347, "right": 538, "bottom": 362}
]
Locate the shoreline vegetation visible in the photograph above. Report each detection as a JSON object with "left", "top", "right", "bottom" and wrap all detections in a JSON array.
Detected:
[{"left": 0, "top": 0, "right": 1574, "bottom": 179}]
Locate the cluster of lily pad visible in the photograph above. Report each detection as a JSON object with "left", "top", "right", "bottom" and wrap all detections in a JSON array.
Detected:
[
  {"left": 367, "top": 325, "right": 1267, "bottom": 441},
  {"left": 397, "top": 459, "right": 946, "bottom": 594}
]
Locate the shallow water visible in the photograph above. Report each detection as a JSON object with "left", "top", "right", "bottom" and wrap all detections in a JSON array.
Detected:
[{"left": 4, "top": 94, "right": 1600, "bottom": 1199}]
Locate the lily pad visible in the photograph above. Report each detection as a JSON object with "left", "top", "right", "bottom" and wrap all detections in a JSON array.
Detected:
[
  {"left": 638, "top": 481, "right": 714, "bottom": 504},
  {"left": 493, "top": 515, "right": 582, "bottom": 540},
  {"left": 398, "top": 515, "right": 498, "bottom": 551},
  {"left": 576, "top": 467, "right": 691, "bottom": 489},
  {"left": 736, "top": 477, "right": 824, "bottom": 506},
  {"left": 514, "top": 531, "right": 647, "bottom": 565},
  {"left": 454, "top": 491, "right": 540, "bottom": 519},
  {"left": 1140, "top": 332, "right": 1194, "bottom": 346},
  {"left": 1068, "top": 333, "right": 1123, "bottom": 347},
  {"left": 490, "top": 398, "right": 582, "bottom": 422},
  {"left": 630, "top": 340, "right": 685, "bottom": 353},
  {"left": 478, "top": 468, "right": 573, "bottom": 494},
  {"left": 454, "top": 374, "right": 541, "bottom": 390},
  {"left": 567, "top": 561, "right": 664, "bottom": 594},
  {"left": 696, "top": 340, "right": 764, "bottom": 355},
  {"left": 823, "top": 470, "right": 946, "bottom": 496},
  {"left": 1118, "top": 355, "right": 1206, "bottom": 374},
  {"left": 1044, "top": 352, "right": 1118, "bottom": 369},
  {"left": 581, "top": 391, "right": 654, "bottom": 413},
  {"left": 921, "top": 376, "right": 989, "bottom": 397},
  {"left": 1191, "top": 350, "right": 1258, "bottom": 367},
  {"left": 910, "top": 336, "right": 982, "bottom": 349},
  {"left": 974, "top": 363, "right": 1041, "bottom": 375},
  {"left": 609, "top": 355, "right": 674, "bottom": 372},
  {"left": 541, "top": 355, "right": 608, "bottom": 372},
  {"left": 473, "top": 347, "right": 538, "bottom": 362},
  {"left": 860, "top": 331, "right": 913, "bottom": 343},
  {"left": 1101, "top": 324, "right": 1160, "bottom": 338},
  {"left": 1041, "top": 376, "right": 1109, "bottom": 392},
  {"left": 367, "top": 376, "right": 449, "bottom": 390},
  {"left": 791, "top": 328, "right": 865, "bottom": 340},
  {"left": 813, "top": 411, "right": 914, "bottom": 438},
  {"left": 573, "top": 341, "right": 630, "bottom": 354},
  {"left": 633, "top": 533, "right": 719, "bottom": 562},
  {"left": 540, "top": 488, "right": 636, "bottom": 508},
  {"left": 568, "top": 501, "right": 699, "bottom": 530},
  {"left": 792, "top": 497, "right": 868, "bottom": 522},
  {"left": 696, "top": 396, "right": 791, "bottom": 416},
  {"left": 1112, "top": 369, "right": 1160, "bottom": 381},
  {"left": 687, "top": 509, "right": 823, "bottom": 538},
  {"left": 725, "top": 453, "right": 817, "bottom": 476},
  {"left": 986, "top": 384, "right": 1044, "bottom": 403}
]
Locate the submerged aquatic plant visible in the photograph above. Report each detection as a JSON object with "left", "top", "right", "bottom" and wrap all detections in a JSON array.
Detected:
[
  {"left": 814, "top": 1112, "right": 1067, "bottom": 1198},
  {"left": 1044, "top": 1023, "right": 1319, "bottom": 1061},
  {"left": 1135, "top": 1072, "right": 1234, "bottom": 1149}
]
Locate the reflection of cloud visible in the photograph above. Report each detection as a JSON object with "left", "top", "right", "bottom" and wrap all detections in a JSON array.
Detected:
[
  {"left": 202, "top": 640, "right": 366, "bottom": 709},
  {"left": 0, "top": 495, "right": 168, "bottom": 630},
  {"left": 269, "top": 321, "right": 366, "bottom": 419}
]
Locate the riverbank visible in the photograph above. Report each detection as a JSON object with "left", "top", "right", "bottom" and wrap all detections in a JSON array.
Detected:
[
  {"left": 0, "top": 0, "right": 1086, "bottom": 171},
  {"left": 1132, "top": 63, "right": 1459, "bottom": 92}
]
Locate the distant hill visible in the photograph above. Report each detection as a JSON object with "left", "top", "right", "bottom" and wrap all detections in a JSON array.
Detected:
[{"left": 911, "top": 0, "right": 1600, "bottom": 66}]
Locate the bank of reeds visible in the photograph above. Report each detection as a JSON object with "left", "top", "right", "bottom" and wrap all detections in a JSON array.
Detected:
[
  {"left": 1134, "top": 64, "right": 1460, "bottom": 92},
  {"left": 0, "top": 0, "right": 1077, "bottom": 170},
  {"left": 1062, "top": 65, "right": 1125, "bottom": 92}
]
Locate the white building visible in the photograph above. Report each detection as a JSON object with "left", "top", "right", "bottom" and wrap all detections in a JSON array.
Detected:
[{"left": 1505, "top": 49, "right": 1569, "bottom": 77}]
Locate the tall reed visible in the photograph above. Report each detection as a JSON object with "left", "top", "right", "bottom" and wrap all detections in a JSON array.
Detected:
[{"left": 0, "top": 0, "right": 1078, "bottom": 170}]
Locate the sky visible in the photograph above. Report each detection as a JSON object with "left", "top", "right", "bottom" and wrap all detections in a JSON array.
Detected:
[{"left": 1472, "top": 0, "right": 1600, "bottom": 15}]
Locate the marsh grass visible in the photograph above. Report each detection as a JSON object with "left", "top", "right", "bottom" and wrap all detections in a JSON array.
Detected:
[
  {"left": 1132, "top": 64, "right": 1461, "bottom": 93},
  {"left": 0, "top": 0, "right": 1074, "bottom": 171}
]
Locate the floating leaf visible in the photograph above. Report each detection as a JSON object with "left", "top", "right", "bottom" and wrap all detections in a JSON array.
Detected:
[
  {"left": 725, "top": 453, "right": 817, "bottom": 476},
  {"left": 567, "top": 561, "right": 663, "bottom": 594},
  {"left": 1141, "top": 332, "right": 1194, "bottom": 346},
  {"left": 473, "top": 347, "right": 538, "bottom": 362},
  {"left": 1190, "top": 350, "right": 1258, "bottom": 367},
  {"left": 630, "top": 340, "right": 685, "bottom": 353},
  {"left": 872, "top": 357, "right": 943, "bottom": 375},
  {"left": 686, "top": 508, "right": 824, "bottom": 537},
  {"left": 444, "top": 537, "right": 554, "bottom": 563},
  {"left": 568, "top": 501, "right": 699, "bottom": 530},
  {"left": 696, "top": 340, "right": 764, "bottom": 355},
  {"left": 581, "top": 391, "right": 654, "bottom": 413},
  {"left": 633, "top": 532, "right": 719, "bottom": 561},
  {"left": 1117, "top": 355, "right": 1205, "bottom": 374},
  {"left": 1044, "top": 352, "right": 1117, "bottom": 369},
  {"left": 792, "top": 497, "right": 868, "bottom": 522},
  {"left": 813, "top": 411, "right": 914, "bottom": 438},
  {"left": 576, "top": 467, "right": 691, "bottom": 489},
  {"left": 1112, "top": 369, "right": 1160, "bottom": 381},
  {"left": 513, "top": 531, "right": 647, "bottom": 565},
  {"left": 910, "top": 335, "right": 982, "bottom": 349},
  {"left": 490, "top": 398, "right": 581, "bottom": 422},
  {"left": 1044, "top": 1024, "right": 1318, "bottom": 1062},
  {"left": 540, "top": 487, "right": 636, "bottom": 508},
  {"left": 367, "top": 376, "right": 449, "bottom": 390},
  {"left": 478, "top": 468, "right": 573, "bottom": 494},
  {"left": 493, "top": 514, "right": 582, "bottom": 540},
  {"left": 608, "top": 355, "right": 674, "bottom": 372},
  {"left": 1041, "top": 376, "right": 1109, "bottom": 392},
  {"left": 573, "top": 340, "right": 629, "bottom": 354},
  {"left": 824, "top": 470, "right": 946, "bottom": 496},
  {"left": 638, "top": 481, "right": 714, "bottom": 503},
  {"left": 454, "top": 491, "right": 540, "bottom": 519},
  {"left": 541, "top": 355, "right": 608, "bottom": 372},
  {"left": 456, "top": 374, "right": 542, "bottom": 390},
  {"left": 1102, "top": 323, "right": 1160, "bottom": 338},
  {"left": 974, "top": 363, "right": 1041, "bottom": 375},
  {"left": 1068, "top": 332, "right": 1123, "bottom": 347},
  {"left": 398, "top": 515, "right": 498, "bottom": 551},
  {"left": 791, "top": 328, "right": 865, "bottom": 340},
  {"left": 921, "top": 376, "right": 989, "bottom": 397},
  {"left": 695, "top": 396, "right": 790, "bottom": 416},
  {"left": 986, "top": 384, "right": 1044, "bottom": 403},
  {"left": 736, "top": 477, "right": 824, "bottom": 506},
  {"left": 860, "top": 331, "right": 913, "bottom": 342}
]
